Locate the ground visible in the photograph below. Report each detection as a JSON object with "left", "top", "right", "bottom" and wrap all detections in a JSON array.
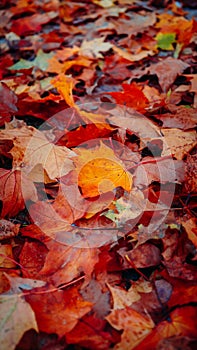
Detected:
[{"left": 0, "top": 1, "right": 197, "bottom": 349}]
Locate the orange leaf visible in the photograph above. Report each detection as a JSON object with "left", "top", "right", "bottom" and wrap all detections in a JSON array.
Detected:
[
  {"left": 51, "top": 74, "right": 75, "bottom": 107},
  {"left": 133, "top": 306, "right": 197, "bottom": 350},
  {"left": 74, "top": 141, "right": 132, "bottom": 197},
  {"left": 26, "top": 285, "right": 92, "bottom": 336},
  {"left": 106, "top": 306, "right": 154, "bottom": 350}
]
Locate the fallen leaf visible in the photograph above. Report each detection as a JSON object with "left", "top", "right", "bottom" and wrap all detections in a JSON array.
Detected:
[
  {"left": 66, "top": 314, "right": 114, "bottom": 349},
  {"left": 118, "top": 243, "right": 161, "bottom": 268},
  {"left": 182, "top": 218, "right": 197, "bottom": 249},
  {"left": 133, "top": 158, "right": 185, "bottom": 186},
  {"left": 19, "top": 241, "right": 48, "bottom": 279},
  {"left": 0, "top": 82, "right": 18, "bottom": 120},
  {"left": 106, "top": 307, "right": 154, "bottom": 350},
  {"left": 184, "top": 153, "right": 197, "bottom": 192},
  {"left": 0, "top": 169, "right": 37, "bottom": 218},
  {"left": 107, "top": 280, "right": 152, "bottom": 310},
  {"left": 9, "top": 49, "right": 54, "bottom": 71},
  {"left": 156, "top": 106, "right": 197, "bottom": 130},
  {"left": 161, "top": 128, "right": 197, "bottom": 160},
  {"left": 155, "top": 32, "right": 176, "bottom": 50},
  {"left": 11, "top": 11, "right": 57, "bottom": 36},
  {"left": 0, "top": 244, "right": 15, "bottom": 268},
  {"left": 0, "top": 219, "right": 20, "bottom": 241},
  {"left": 133, "top": 306, "right": 197, "bottom": 350},
  {"left": 25, "top": 285, "right": 92, "bottom": 336},
  {"left": 107, "top": 105, "right": 162, "bottom": 141},
  {"left": 108, "top": 83, "right": 149, "bottom": 113},
  {"left": 79, "top": 37, "right": 113, "bottom": 59},
  {"left": 74, "top": 141, "right": 132, "bottom": 197},
  {"left": 148, "top": 57, "right": 189, "bottom": 92},
  {"left": 0, "top": 294, "right": 38, "bottom": 350},
  {"left": 113, "top": 45, "right": 154, "bottom": 62},
  {"left": 0, "top": 124, "right": 76, "bottom": 180}
]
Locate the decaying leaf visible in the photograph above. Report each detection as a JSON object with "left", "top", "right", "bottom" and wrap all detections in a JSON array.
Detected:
[
  {"left": 0, "top": 294, "right": 38, "bottom": 350},
  {"left": 161, "top": 128, "right": 197, "bottom": 160},
  {"left": 106, "top": 307, "right": 154, "bottom": 350}
]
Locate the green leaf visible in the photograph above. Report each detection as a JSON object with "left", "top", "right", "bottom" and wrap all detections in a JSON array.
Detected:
[
  {"left": 156, "top": 32, "right": 176, "bottom": 50},
  {"left": 9, "top": 49, "right": 54, "bottom": 71}
]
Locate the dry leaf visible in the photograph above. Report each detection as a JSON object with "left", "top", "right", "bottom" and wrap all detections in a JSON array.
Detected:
[{"left": 161, "top": 128, "right": 197, "bottom": 160}]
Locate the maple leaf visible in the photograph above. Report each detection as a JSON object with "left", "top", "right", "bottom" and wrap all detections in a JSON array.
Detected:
[
  {"left": 65, "top": 314, "right": 113, "bottom": 350},
  {"left": 108, "top": 83, "right": 149, "bottom": 113},
  {"left": 181, "top": 218, "right": 197, "bottom": 249},
  {"left": 11, "top": 11, "right": 57, "bottom": 36},
  {"left": 0, "top": 82, "right": 18, "bottom": 122},
  {"left": 0, "top": 295, "right": 38, "bottom": 350},
  {"left": 106, "top": 307, "right": 154, "bottom": 349},
  {"left": 19, "top": 241, "right": 49, "bottom": 279},
  {"left": 0, "top": 275, "right": 44, "bottom": 350},
  {"left": 155, "top": 13, "right": 195, "bottom": 47},
  {"left": 113, "top": 45, "right": 155, "bottom": 63},
  {"left": 107, "top": 280, "right": 152, "bottom": 310},
  {"left": 74, "top": 141, "right": 132, "bottom": 197},
  {"left": 148, "top": 57, "right": 189, "bottom": 92},
  {"left": 133, "top": 158, "right": 185, "bottom": 187},
  {"left": 156, "top": 32, "right": 176, "bottom": 50},
  {"left": 0, "top": 169, "right": 37, "bottom": 218},
  {"left": 110, "top": 12, "right": 156, "bottom": 36},
  {"left": 0, "top": 124, "right": 75, "bottom": 180},
  {"left": 79, "top": 37, "right": 113, "bottom": 59},
  {"left": 156, "top": 105, "right": 197, "bottom": 130},
  {"left": 9, "top": 49, "right": 54, "bottom": 71},
  {"left": 133, "top": 306, "right": 197, "bottom": 350},
  {"left": 161, "top": 128, "right": 197, "bottom": 160},
  {"left": 25, "top": 285, "right": 92, "bottom": 336},
  {"left": 107, "top": 105, "right": 162, "bottom": 140},
  {"left": 51, "top": 74, "right": 109, "bottom": 124},
  {"left": 0, "top": 244, "right": 16, "bottom": 268}
]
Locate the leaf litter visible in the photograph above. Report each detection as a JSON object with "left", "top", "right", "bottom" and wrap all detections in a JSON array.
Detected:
[{"left": 0, "top": 1, "right": 196, "bottom": 349}]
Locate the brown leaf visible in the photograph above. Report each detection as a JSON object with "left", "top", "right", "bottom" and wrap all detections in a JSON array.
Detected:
[
  {"left": 0, "top": 82, "right": 18, "bottom": 119},
  {"left": 148, "top": 57, "right": 189, "bottom": 92},
  {"left": 161, "top": 128, "right": 197, "bottom": 160},
  {"left": 156, "top": 106, "right": 197, "bottom": 130},
  {"left": 0, "top": 125, "right": 75, "bottom": 180},
  {"left": 133, "top": 158, "right": 185, "bottom": 186},
  {"left": 106, "top": 307, "right": 154, "bottom": 350},
  {"left": 80, "top": 37, "right": 113, "bottom": 58},
  {"left": 184, "top": 153, "right": 197, "bottom": 192},
  {"left": 118, "top": 243, "right": 161, "bottom": 268},
  {"left": 107, "top": 280, "right": 152, "bottom": 310},
  {"left": 0, "top": 219, "right": 20, "bottom": 241},
  {"left": 108, "top": 105, "right": 162, "bottom": 141},
  {"left": 0, "top": 294, "right": 38, "bottom": 350},
  {"left": 182, "top": 217, "right": 197, "bottom": 249}
]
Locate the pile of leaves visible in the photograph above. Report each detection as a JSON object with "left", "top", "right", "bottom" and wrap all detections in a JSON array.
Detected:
[{"left": 0, "top": 0, "right": 197, "bottom": 349}]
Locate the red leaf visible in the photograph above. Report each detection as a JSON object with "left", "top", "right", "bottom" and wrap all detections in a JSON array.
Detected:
[{"left": 108, "top": 83, "right": 149, "bottom": 113}]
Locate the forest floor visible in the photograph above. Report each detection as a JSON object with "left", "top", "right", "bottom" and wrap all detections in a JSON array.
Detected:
[{"left": 0, "top": 1, "right": 197, "bottom": 349}]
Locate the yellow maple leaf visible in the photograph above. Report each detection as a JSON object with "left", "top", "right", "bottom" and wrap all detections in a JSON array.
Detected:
[{"left": 74, "top": 142, "right": 132, "bottom": 197}]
